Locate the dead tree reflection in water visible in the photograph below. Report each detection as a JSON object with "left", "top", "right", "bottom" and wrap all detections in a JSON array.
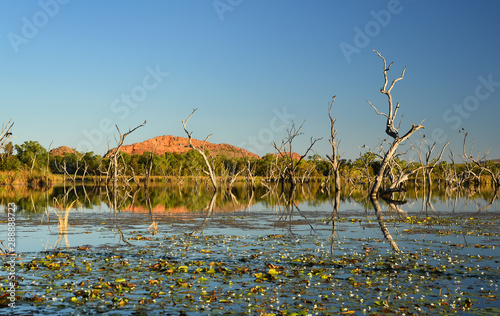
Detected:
[
  {"left": 273, "top": 185, "right": 318, "bottom": 236},
  {"left": 421, "top": 184, "right": 436, "bottom": 216},
  {"left": 48, "top": 198, "right": 77, "bottom": 249},
  {"left": 477, "top": 187, "right": 499, "bottom": 213},
  {"left": 328, "top": 189, "right": 341, "bottom": 254},
  {"left": 370, "top": 197, "right": 402, "bottom": 253},
  {"left": 191, "top": 192, "right": 217, "bottom": 236}
]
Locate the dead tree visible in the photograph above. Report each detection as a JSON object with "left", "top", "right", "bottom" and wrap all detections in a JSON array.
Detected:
[
  {"left": 299, "top": 163, "right": 316, "bottom": 184},
  {"left": 245, "top": 159, "right": 257, "bottom": 190},
  {"left": 109, "top": 121, "right": 146, "bottom": 191},
  {"left": 368, "top": 50, "right": 424, "bottom": 197},
  {"left": 377, "top": 136, "right": 447, "bottom": 195},
  {"left": 143, "top": 151, "right": 154, "bottom": 188},
  {"left": 460, "top": 129, "right": 500, "bottom": 188},
  {"left": 182, "top": 109, "right": 218, "bottom": 192},
  {"left": 412, "top": 136, "right": 450, "bottom": 188},
  {"left": 98, "top": 158, "right": 112, "bottom": 185},
  {"left": 272, "top": 121, "right": 321, "bottom": 186},
  {"left": 0, "top": 119, "right": 14, "bottom": 150},
  {"left": 326, "top": 95, "right": 341, "bottom": 193},
  {"left": 227, "top": 161, "right": 243, "bottom": 190},
  {"left": 59, "top": 155, "right": 79, "bottom": 183}
]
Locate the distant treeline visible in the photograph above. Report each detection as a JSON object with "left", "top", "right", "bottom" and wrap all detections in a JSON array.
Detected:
[{"left": 1, "top": 140, "right": 499, "bottom": 188}]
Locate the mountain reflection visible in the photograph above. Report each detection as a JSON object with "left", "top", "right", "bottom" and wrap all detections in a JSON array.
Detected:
[{"left": 1, "top": 183, "right": 498, "bottom": 214}]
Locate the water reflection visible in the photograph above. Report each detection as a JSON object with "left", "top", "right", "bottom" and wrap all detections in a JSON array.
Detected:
[
  {"left": 370, "top": 197, "right": 402, "bottom": 253},
  {"left": 43, "top": 199, "right": 76, "bottom": 248},
  {"left": 1, "top": 183, "right": 498, "bottom": 253}
]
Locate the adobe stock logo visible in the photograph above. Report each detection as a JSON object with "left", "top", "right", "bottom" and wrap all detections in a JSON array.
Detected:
[
  {"left": 76, "top": 65, "right": 169, "bottom": 153},
  {"left": 213, "top": 0, "right": 243, "bottom": 21},
  {"left": 7, "top": 0, "right": 70, "bottom": 54},
  {"left": 430, "top": 74, "right": 500, "bottom": 144},
  {"left": 339, "top": 0, "right": 404, "bottom": 64}
]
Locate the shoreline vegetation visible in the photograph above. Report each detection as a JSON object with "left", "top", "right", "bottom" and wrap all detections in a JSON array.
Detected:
[
  {"left": 0, "top": 156, "right": 499, "bottom": 190},
  {"left": 1, "top": 170, "right": 499, "bottom": 188}
]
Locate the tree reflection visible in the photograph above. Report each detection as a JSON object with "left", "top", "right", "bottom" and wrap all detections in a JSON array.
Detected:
[
  {"left": 329, "top": 188, "right": 340, "bottom": 254},
  {"left": 45, "top": 196, "right": 76, "bottom": 249},
  {"left": 193, "top": 191, "right": 217, "bottom": 235},
  {"left": 370, "top": 197, "right": 402, "bottom": 253}
]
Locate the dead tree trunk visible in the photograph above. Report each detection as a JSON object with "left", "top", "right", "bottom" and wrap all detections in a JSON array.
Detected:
[
  {"left": 327, "top": 95, "right": 341, "bottom": 193},
  {"left": 144, "top": 151, "right": 154, "bottom": 188},
  {"left": 368, "top": 50, "right": 424, "bottom": 197},
  {"left": 0, "top": 119, "right": 14, "bottom": 150},
  {"left": 245, "top": 159, "right": 256, "bottom": 190},
  {"left": 182, "top": 109, "right": 218, "bottom": 192},
  {"left": 109, "top": 121, "right": 146, "bottom": 191},
  {"left": 460, "top": 129, "right": 500, "bottom": 188},
  {"left": 272, "top": 121, "right": 321, "bottom": 187}
]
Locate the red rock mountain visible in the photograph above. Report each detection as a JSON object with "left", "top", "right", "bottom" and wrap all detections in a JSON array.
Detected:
[
  {"left": 49, "top": 146, "right": 76, "bottom": 156},
  {"left": 105, "top": 135, "right": 260, "bottom": 159}
]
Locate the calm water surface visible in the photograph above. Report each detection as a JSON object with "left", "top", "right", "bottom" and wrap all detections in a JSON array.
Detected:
[{"left": 1, "top": 183, "right": 499, "bottom": 315}]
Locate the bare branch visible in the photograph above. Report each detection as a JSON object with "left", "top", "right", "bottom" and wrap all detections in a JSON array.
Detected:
[
  {"left": 109, "top": 121, "right": 146, "bottom": 191},
  {"left": 367, "top": 101, "right": 389, "bottom": 118},
  {"left": 181, "top": 109, "right": 218, "bottom": 191},
  {"left": 0, "top": 119, "right": 15, "bottom": 150}
]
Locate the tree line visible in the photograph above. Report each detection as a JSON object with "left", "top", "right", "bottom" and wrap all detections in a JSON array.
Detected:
[{"left": 0, "top": 138, "right": 498, "bottom": 188}]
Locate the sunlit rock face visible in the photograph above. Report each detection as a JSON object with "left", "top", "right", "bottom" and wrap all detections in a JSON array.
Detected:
[{"left": 104, "top": 135, "right": 260, "bottom": 159}]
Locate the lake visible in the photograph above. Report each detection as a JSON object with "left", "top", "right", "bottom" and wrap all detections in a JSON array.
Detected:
[{"left": 1, "top": 183, "right": 499, "bottom": 315}]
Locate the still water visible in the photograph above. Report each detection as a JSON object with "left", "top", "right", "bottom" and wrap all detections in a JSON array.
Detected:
[{"left": 1, "top": 183, "right": 499, "bottom": 314}]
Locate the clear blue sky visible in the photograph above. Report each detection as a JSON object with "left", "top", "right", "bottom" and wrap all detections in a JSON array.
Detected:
[{"left": 1, "top": 0, "right": 499, "bottom": 161}]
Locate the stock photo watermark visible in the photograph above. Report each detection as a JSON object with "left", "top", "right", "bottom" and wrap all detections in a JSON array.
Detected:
[
  {"left": 7, "top": 0, "right": 70, "bottom": 54},
  {"left": 340, "top": 0, "right": 404, "bottom": 64},
  {"left": 429, "top": 74, "right": 500, "bottom": 144},
  {"left": 5, "top": 203, "right": 17, "bottom": 308},
  {"left": 77, "top": 65, "right": 169, "bottom": 153},
  {"left": 213, "top": 0, "right": 243, "bottom": 21},
  {"left": 238, "top": 107, "right": 296, "bottom": 154}
]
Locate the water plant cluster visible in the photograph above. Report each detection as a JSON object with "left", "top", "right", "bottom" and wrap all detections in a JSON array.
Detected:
[{"left": 2, "top": 211, "right": 499, "bottom": 315}]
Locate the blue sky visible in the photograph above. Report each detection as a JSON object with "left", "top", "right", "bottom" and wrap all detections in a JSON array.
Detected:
[{"left": 1, "top": 0, "right": 499, "bottom": 161}]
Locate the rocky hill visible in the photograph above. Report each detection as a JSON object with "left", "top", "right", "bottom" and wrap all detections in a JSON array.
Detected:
[
  {"left": 105, "top": 135, "right": 260, "bottom": 159},
  {"left": 49, "top": 146, "right": 76, "bottom": 156}
]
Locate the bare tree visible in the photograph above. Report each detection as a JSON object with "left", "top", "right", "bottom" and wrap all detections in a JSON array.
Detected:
[
  {"left": 412, "top": 136, "right": 450, "bottom": 188},
  {"left": 244, "top": 159, "right": 257, "bottom": 190},
  {"left": 460, "top": 129, "right": 499, "bottom": 188},
  {"left": 326, "top": 95, "right": 341, "bottom": 192},
  {"left": 57, "top": 154, "right": 80, "bottom": 183},
  {"left": 378, "top": 137, "right": 447, "bottom": 196},
  {"left": 144, "top": 151, "right": 154, "bottom": 188},
  {"left": 272, "top": 121, "right": 321, "bottom": 186},
  {"left": 109, "top": 121, "right": 146, "bottom": 191},
  {"left": 0, "top": 119, "right": 14, "bottom": 150},
  {"left": 326, "top": 97, "right": 343, "bottom": 251},
  {"left": 182, "top": 109, "right": 218, "bottom": 191},
  {"left": 227, "top": 161, "right": 243, "bottom": 190},
  {"left": 368, "top": 50, "right": 424, "bottom": 197}
]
